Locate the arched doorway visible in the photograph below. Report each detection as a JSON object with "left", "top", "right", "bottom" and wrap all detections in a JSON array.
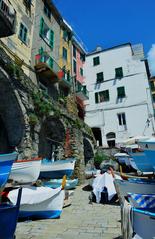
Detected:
[
  {"left": 0, "top": 70, "right": 24, "bottom": 153},
  {"left": 92, "top": 127, "right": 102, "bottom": 146},
  {"left": 106, "top": 132, "right": 116, "bottom": 148},
  {"left": 83, "top": 138, "right": 94, "bottom": 165},
  {"left": 38, "top": 116, "right": 65, "bottom": 159}
]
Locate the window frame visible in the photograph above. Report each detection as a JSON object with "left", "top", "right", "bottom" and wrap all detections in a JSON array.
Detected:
[
  {"left": 117, "top": 86, "right": 126, "bottom": 98},
  {"left": 73, "top": 59, "right": 77, "bottom": 74},
  {"left": 44, "top": 2, "right": 51, "bottom": 20},
  {"left": 39, "top": 17, "right": 54, "bottom": 49},
  {"left": 62, "top": 47, "right": 67, "bottom": 60},
  {"left": 96, "top": 72, "right": 104, "bottom": 83},
  {"left": 115, "top": 67, "right": 123, "bottom": 78},
  {"left": 95, "top": 90, "right": 109, "bottom": 103},
  {"left": 18, "top": 22, "right": 28, "bottom": 44},
  {"left": 93, "top": 56, "right": 100, "bottom": 66},
  {"left": 117, "top": 112, "right": 127, "bottom": 130}
]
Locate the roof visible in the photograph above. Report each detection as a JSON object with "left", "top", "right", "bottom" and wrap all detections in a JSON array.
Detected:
[{"left": 86, "top": 43, "right": 132, "bottom": 57}]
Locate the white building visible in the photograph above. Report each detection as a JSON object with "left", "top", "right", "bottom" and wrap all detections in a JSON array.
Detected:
[{"left": 84, "top": 43, "right": 155, "bottom": 147}]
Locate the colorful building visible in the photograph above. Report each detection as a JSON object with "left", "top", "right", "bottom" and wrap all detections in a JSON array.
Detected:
[
  {"left": 0, "top": 0, "right": 34, "bottom": 77},
  {"left": 72, "top": 37, "right": 89, "bottom": 119}
]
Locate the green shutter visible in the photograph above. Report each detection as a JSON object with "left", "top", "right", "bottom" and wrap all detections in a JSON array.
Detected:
[
  {"left": 50, "top": 30, "right": 54, "bottom": 49},
  {"left": 105, "top": 90, "right": 109, "bottom": 101},
  {"left": 95, "top": 92, "right": 98, "bottom": 103},
  {"left": 39, "top": 17, "right": 44, "bottom": 36}
]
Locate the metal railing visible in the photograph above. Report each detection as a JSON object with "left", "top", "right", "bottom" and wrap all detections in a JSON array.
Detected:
[{"left": 76, "top": 81, "right": 89, "bottom": 99}]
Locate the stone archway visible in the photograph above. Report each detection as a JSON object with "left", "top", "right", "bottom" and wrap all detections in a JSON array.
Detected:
[
  {"left": 83, "top": 137, "right": 94, "bottom": 165},
  {"left": 0, "top": 69, "right": 25, "bottom": 153},
  {"left": 38, "top": 116, "right": 65, "bottom": 159}
]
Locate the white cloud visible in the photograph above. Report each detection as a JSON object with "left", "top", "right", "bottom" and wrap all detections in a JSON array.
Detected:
[{"left": 147, "top": 44, "right": 155, "bottom": 76}]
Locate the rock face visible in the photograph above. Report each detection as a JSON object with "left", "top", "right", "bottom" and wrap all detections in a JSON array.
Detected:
[{"left": 0, "top": 46, "right": 95, "bottom": 183}]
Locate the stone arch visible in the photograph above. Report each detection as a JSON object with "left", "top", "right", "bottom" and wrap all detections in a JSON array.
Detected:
[
  {"left": 83, "top": 137, "right": 94, "bottom": 165},
  {"left": 0, "top": 69, "right": 25, "bottom": 153},
  {"left": 38, "top": 116, "right": 65, "bottom": 159}
]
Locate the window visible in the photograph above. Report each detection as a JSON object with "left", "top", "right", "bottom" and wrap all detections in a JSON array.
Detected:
[
  {"left": 95, "top": 90, "right": 109, "bottom": 103},
  {"left": 80, "top": 53, "right": 85, "bottom": 62},
  {"left": 150, "top": 81, "right": 155, "bottom": 91},
  {"left": 117, "top": 86, "right": 125, "bottom": 98},
  {"left": 39, "top": 18, "right": 54, "bottom": 48},
  {"left": 18, "top": 23, "right": 28, "bottom": 44},
  {"left": 117, "top": 113, "right": 127, "bottom": 130},
  {"left": 73, "top": 60, "right": 76, "bottom": 74},
  {"left": 96, "top": 72, "right": 104, "bottom": 83},
  {"left": 93, "top": 56, "right": 100, "bottom": 66},
  {"left": 62, "top": 47, "right": 67, "bottom": 60},
  {"left": 115, "top": 67, "right": 123, "bottom": 78},
  {"left": 63, "top": 30, "right": 68, "bottom": 41},
  {"left": 44, "top": 2, "right": 51, "bottom": 19},
  {"left": 80, "top": 68, "right": 83, "bottom": 76},
  {"left": 73, "top": 45, "right": 76, "bottom": 58},
  {"left": 152, "top": 94, "right": 155, "bottom": 103}
]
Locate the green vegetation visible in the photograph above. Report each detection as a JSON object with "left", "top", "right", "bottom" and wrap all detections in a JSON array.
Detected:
[
  {"left": 94, "top": 151, "right": 110, "bottom": 169},
  {"left": 28, "top": 113, "right": 39, "bottom": 126}
]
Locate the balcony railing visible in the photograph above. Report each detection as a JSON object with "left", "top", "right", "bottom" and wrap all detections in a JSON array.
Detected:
[
  {"left": 35, "top": 52, "right": 72, "bottom": 88},
  {"left": 75, "top": 81, "right": 89, "bottom": 100},
  {"left": 0, "top": 0, "right": 16, "bottom": 37}
]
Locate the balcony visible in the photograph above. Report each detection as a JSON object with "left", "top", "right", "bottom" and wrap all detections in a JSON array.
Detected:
[
  {"left": 35, "top": 52, "right": 72, "bottom": 88},
  {"left": 75, "top": 81, "right": 89, "bottom": 100},
  {"left": 0, "top": 0, "right": 16, "bottom": 37}
]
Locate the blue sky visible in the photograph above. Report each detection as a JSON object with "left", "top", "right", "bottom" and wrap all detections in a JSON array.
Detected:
[{"left": 53, "top": 0, "right": 155, "bottom": 75}]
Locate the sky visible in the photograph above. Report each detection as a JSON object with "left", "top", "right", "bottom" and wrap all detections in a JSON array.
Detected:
[{"left": 53, "top": 0, "right": 155, "bottom": 75}]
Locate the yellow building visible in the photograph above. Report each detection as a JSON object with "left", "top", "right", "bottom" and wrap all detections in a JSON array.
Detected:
[
  {"left": 0, "top": 0, "right": 35, "bottom": 77},
  {"left": 59, "top": 19, "right": 73, "bottom": 84}
]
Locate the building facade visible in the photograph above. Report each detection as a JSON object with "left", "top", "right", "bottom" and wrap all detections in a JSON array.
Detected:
[
  {"left": 84, "top": 43, "right": 155, "bottom": 147},
  {"left": 72, "top": 37, "right": 89, "bottom": 120},
  {"left": 0, "top": 0, "right": 34, "bottom": 77}
]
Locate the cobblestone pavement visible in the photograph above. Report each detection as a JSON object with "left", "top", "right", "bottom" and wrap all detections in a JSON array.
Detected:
[{"left": 16, "top": 184, "right": 122, "bottom": 239}]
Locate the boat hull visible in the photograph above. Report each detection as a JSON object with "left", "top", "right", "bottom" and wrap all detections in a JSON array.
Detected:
[
  {"left": 43, "top": 178, "right": 78, "bottom": 190},
  {"left": 132, "top": 208, "right": 155, "bottom": 239},
  {"left": 130, "top": 152, "right": 153, "bottom": 173},
  {"left": 114, "top": 179, "right": 155, "bottom": 198},
  {"left": 9, "top": 158, "right": 41, "bottom": 183},
  {"left": 0, "top": 152, "right": 18, "bottom": 187},
  {"left": 40, "top": 158, "right": 76, "bottom": 179},
  {"left": 8, "top": 186, "right": 65, "bottom": 220}
]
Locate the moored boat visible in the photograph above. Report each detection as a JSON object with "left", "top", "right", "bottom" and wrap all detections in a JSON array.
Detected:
[
  {"left": 114, "top": 178, "right": 155, "bottom": 199},
  {"left": 0, "top": 187, "right": 22, "bottom": 239},
  {"left": 9, "top": 157, "right": 42, "bottom": 184},
  {"left": 39, "top": 158, "right": 76, "bottom": 179},
  {"left": 131, "top": 207, "right": 155, "bottom": 239},
  {"left": 0, "top": 151, "right": 18, "bottom": 188},
  {"left": 43, "top": 178, "right": 78, "bottom": 190},
  {"left": 8, "top": 186, "right": 65, "bottom": 219}
]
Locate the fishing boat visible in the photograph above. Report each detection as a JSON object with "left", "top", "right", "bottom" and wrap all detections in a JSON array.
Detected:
[
  {"left": 9, "top": 157, "right": 42, "bottom": 184},
  {"left": 114, "top": 178, "right": 155, "bottom": 199},
  {"left": 39, "top": 158, "right": 76, "bottom": 179},
  {"left": 138, "top": 138, "right": 155, "bottom": 172},
  {"left": 0, "top": 187, "right": 22, "bottom": 239},
  {"left": 0, "top": 151, "right": 18, "bottom": 188},
  {"left": 128, "top": 192, "right": 155, "bottom": 208},
  {"left": 43, "top": 178, "right": 78, "bottom": 190},
  {"left": 7, "top": 186, "right": 65, "bottom": 219},
  {"left": 131, "top": 207, "right": 155, "bottom": 239},
  {"left": 114, "top": 152, "right": 130, "bottom": 165}
]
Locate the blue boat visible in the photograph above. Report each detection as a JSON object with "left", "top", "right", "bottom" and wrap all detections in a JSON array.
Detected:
[
  {"left": 0, "top": 152, "right": 18, "bottom": 188},
  {"left": 131, "top": 207, "right": 155, "bottom": 239},
  {"left": 129, "top": 151, "right": 153, "bottom": 173},
  {"left": 43, "top": 178, "right": 78, "bottom": 190},
  {"left": 138, "top": 138, "right": 155, "bottom": 172},
  {"left": 0, "top": 187, "right": 22, "bottom": 239},
  {"left": 39, "top": 158, "right": 76, "bottom": 179}
]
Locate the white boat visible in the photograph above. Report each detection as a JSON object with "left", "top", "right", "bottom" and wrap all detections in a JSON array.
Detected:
[
  {"left": 132, "top": 207, "right": 155, "bottom": 239},
  {"left": 114, "top": 179, "right": 155, "bottom": 199},
  {"left": 114, "top": 152, "right": 130, "bottom": 166},
  {"left": 8, "top": 186, "right": 65, "bottom": 219},
  {"left": 43, "top": 178, "right": 78, "bottom": 190},
  {"left": 39, "top": 158, "right": 76, "bottom": 179},
  {"left": 9, "top": 157, "right": 42, "bottom": 184}
]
